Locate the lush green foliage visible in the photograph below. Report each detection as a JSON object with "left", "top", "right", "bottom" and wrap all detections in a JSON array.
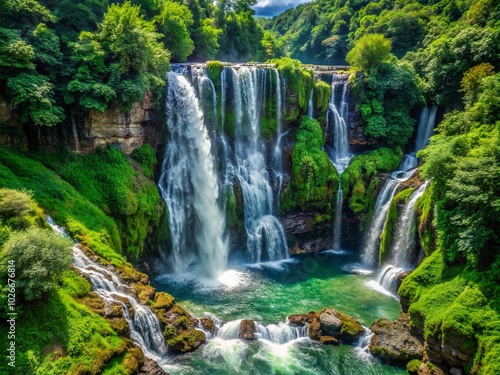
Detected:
[
  {"left": 379, "top": 187, "right": 413, "bottom": 266},
  {"left": 419, "top": 73, "right": 500, "bottom": 268},
  {"left": 131, "top": 144, "right": 157, "bottom": 178},
  {"left": 346, "top": 34, "right": 392, "bottom": 72},
  {"left": 1, "top": 227, "right": 73, "bottom": 300},
  {"left": 340, "top": 148, "right": 401, "bottom": 215},
  {"left": 281, "top": 116, "right": 338, "bottom": 214},
  {"left": 349, "top": 38, "right": 423, "bottom": 147},
  {"left": 313, "top": 79, "right": 330, "bottom": 113},
  {"left": 271, "top": 57, "right": 314, "bottom": 118},
  {"left": 37, "top": 146, "right": 162, "bottom": 259}
]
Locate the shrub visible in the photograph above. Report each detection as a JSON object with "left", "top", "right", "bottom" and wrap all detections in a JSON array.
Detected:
[{"left": 1, "top": 227, "right": 73, "bottom": 300}]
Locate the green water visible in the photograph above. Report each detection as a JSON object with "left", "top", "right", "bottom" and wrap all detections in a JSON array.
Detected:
[{"left": 153, "top": 250, "right": 406, "bottom": 375}]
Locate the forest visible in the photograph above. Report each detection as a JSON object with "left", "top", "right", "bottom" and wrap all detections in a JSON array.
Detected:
[{"left": 0, "top": 0, "right": 499, "bottom": 374}]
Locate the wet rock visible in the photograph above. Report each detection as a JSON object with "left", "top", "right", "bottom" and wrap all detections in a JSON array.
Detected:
[
  {"left": 418, "top": 361, "right": 447, "bottom": 375},
  {"left": 200, "top": 318, "right": 217, "bottom": 336},
  {"left": 152, "top": 292, "right": 175, "bottom": 310},
  {"left": 139, "top": 357, "right": 169, "bottom": 375},
  {"left": 288, "top": 314, "right": 312, "bottom": 327},
  {"left": 369, "top": 313, "right": 424, "bottom": 364},
  {"left": 320, "top": 308, "right": 365, "bottom": 342},
  {"left": 319, "top": 335, "right": 339, "bottom": 345},
  {"left": 166, "top": 329, "right": 206, "bottom": 353},
  {"left": 238, "top": 320, "right": 256, "bottom": 340},
  {"left": 280, "top": 211, "right": 332, "bottom": 254},
  {"left": 308, "top": 316, "right": 322, "bottom": 340},
  {"left": 319, "top": 309, "right": 343, "bottom": 336}
]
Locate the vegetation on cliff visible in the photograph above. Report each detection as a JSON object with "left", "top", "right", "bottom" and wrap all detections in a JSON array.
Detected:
[{"left": 281, "top": 116, "right": 338, "bottom": 216}]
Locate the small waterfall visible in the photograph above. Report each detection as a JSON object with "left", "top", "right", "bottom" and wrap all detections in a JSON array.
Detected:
[
  {"left": 307, "top": 89, "right": 314, "bottom": 118},
  {"left": 216, "top": 319, "right": 308, "bottom": 344},
  {"left": 333, "top": 181, "right": 343, "bottom": 250},
  {"left": 158, "top": 72, "right": 228, "bottom": 278},
  {"left": 71, "top": 116, "right": 79, "bottom": 153},
  {"left": 400, "top": 152, "right": 418, "bottom": 171},
  {"left": 271, "top": 68, "right": 285, "bottom": 206},
  {"left": 325, "top": 75, "right": 351, "bottom": 249},
  {"left": 361, "top": 168, "right": 417, "bottom": 266},
  {"left": 415, "top": 106, "right": 438, "bottom": 152},
  {"left": 228, "top": 66, "right": 288, "bottom": 263},
  {"left": 326, "top": 75, "right": 350, "bottom": 172},
  {"left": 388, "top": 182, "right": 429, "bottom": 268},
  {"left": 46, "top": 217, "right": 167, "bottom": 360}
]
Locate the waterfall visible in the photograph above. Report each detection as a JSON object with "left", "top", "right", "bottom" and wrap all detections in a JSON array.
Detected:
[
  {"left": 361, "top": 169, "right": 417, "bottom": 266},
  {"left": 415, "top": 106, "right": 438, "bottom": 152},
  {"left": 227, "top": 66, "right": 288, "bottom": 263},
  {"left": 325, "top": 75, "right": 351, "bottom": 249},
  {"left": 271, "top": 68, "right": 285, "bottom": 206},
  {"left": 307, "top": 89, "right": 314, "bottom": 118},
  {"left": 158, "top": 72, "right": 228, "bottom": 278},
  {"left": 46, "top": 216, "right": 167, "bottom": 360},
  {"left": 216, "top": 319, "right": 308, "bottom": 344},
  {"left": 387, "top": 182, "right": 429, "bottom": 268},
  {"left": 326, "top": 75, "right": 350, "bottom": 172}
]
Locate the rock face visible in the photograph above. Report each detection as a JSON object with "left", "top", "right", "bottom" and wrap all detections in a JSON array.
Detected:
[
  {"left": 238, "top": 320, "right": 257, "bottom": 340},
  {"left": 369, "top": 313, "right": 424, "bottom": 364},
  {"left": 139, "top": 358, "right": 169, "bottom": 375},
  {"left": 79, "top": 91, "right": 161, "bottom": 154},
  {"left": 288, "top": 308, "right": 365, "bottom": 344},
  {"left": 280, "top": 211, "right": 332, "bottom": 253},
  {"left": 17, "top": 92, "right": 162, "bottom": 154}
]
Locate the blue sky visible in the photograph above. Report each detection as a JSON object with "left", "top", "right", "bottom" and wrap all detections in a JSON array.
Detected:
[{"left": 253, "top": 0, "right": 311, "bottom": 18}]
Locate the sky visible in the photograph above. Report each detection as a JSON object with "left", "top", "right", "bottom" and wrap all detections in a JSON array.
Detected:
[{"left": 252, "top": 0, "right": 311, "bottom": 18}]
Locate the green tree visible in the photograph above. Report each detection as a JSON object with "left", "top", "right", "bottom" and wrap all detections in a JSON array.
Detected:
[
  {"left": 460, "top": 63, "right": 495, "bottom": 107},
  {"left": 1, "top": 228, "right": 73, "bottom": 300},
  {"left": 346, "top": 33, "right": 393, "bottom": 72},
  {"left": 153, "top": 0, "right": 195, "bottom": 62}
]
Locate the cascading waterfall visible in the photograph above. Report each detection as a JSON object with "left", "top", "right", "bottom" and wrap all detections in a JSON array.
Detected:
[
  {"left": 216, "top": 319, "right": 309, "bottom": 344},
  {"left": 325, "top": 75, "right": 351, "bottom": 250},
  {"left": 361, "top": 168, "right": 417, "bottom": 266},
  {"left": 271, "top": 68, "right": 285, "bottom": 206},
  {"left": 307, "top": 89, "right": 314, "bottom": 118},
  {"left": 227, "top": 66, "right": 288, "bottom": 263},
  {"left": 158, "top": 72, "right": 228, "bottom": 278},
  {"left": 388, "top": 181, "right": 429, "bottom": 268},
  {"left": 46, "top": 217, "right": 167, "bottom": 360},
  {"left": 415, "top": 106, "right": 438, "bottom": 152}
]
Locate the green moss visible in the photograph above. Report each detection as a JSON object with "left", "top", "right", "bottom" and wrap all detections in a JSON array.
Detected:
[
  {"left": 415, "top": 184, "right": 435, "bottom": 255},
  {"left": 281, "top": 116, "right": 338, "bottom": 214},
  {"left": 225, "top": 186, "right": 244, "bottom": 232},
  {"left": 207, "top": 60, "right": 224, "bottom": 89},
  {"left": 131, "top": 144, "right": 157, "bottom": 179},
  {"left": 379, "top": 188, "right": 414, "bottom": 266},
  {"left": 406, "top": 359, "right": 421, "bottom": 374},
  {"left": 341, "top": 147, "right": 401, "bottom": 215},
  {"left": 152, "top": 292, "right": 175, "bottom": 310},
  {"left": 270, "top": 57, "right": 314, "bottom": 115},
  {"left": 34, "top": 146, "right": 162, "bottom": 260},
  {"left": 166, "top": 329, "right": 206, "bottom": 353},
  {"left": 61, "top": 270, "right": 92, "bottom": 298},
  {"left": 5, "top": 291, "right": 127, "bottom": 374},
  {"left": 314, "top": 79, "right": 331, "bottom": 113}
]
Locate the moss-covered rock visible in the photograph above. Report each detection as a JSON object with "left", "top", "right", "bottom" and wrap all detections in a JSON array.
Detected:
[
  {"left": 314, "top": 79, "right": 331, "bottom": 113},
  {"left": 379, "top": 187, "right": 414, "bottom": 266},
  {"left": 166, "top": 329, "right": 206, "bottom": 353},
  {"left": 281, "top": 116, "right": 338, "bottom": 214},
  {"left": 152, "top": 292, "right": 175, "bottom": 310}
]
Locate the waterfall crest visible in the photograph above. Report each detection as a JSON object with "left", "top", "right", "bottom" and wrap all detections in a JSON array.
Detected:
[{"left": 159, "top": 72, "right": 228, "bottom": 278}]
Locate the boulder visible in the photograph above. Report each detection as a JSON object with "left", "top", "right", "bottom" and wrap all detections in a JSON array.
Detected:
[
  {"left": 152, "top": 292, "right": 175, "bottom": 310},
  {"left": 319, "top": 308, "right": 365, "bottom": 342},
  {"left": 238, "top": 320, "right": 256, "bottom": 340},
  {"left": 200, "top": 318, "right": 217, "bottom": 336},
  {"left": 319, "top": 309, "right": 343, "bottom": 336},
  {"left": 166, "top": 329, "right": 206, "bottom": 353},
  {"left": 369, "top": 313, "right": 424, "bottom": 364},
  {"left": 139, "top": 357, "right": 169, "bottom": 375},
  {"left": 319, "top": 336, "right": 339, "bottom": 345}
]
